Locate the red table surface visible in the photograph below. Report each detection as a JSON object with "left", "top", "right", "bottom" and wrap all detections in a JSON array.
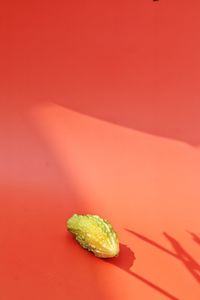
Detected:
[{"left": 0, "top": 1, "right": 200, "bottom": 299}]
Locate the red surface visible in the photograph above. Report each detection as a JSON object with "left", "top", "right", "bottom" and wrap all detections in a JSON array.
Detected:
[{"left": 0, "top": 1, "right": 200, "bottom": 299}]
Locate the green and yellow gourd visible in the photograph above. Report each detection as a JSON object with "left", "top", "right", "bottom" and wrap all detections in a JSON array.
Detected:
[{"left": 67, "top": 214, "right": 119, "bottom": 258}]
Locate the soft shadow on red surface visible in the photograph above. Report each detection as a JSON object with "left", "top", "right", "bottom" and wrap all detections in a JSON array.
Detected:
[
  {"left": 1, "top": 1, "right": 200, "bottom": 146},
  {"left": 107, "top": 244, "right": 179, "bottom": 300},
  {"left": 56, "top": 98, "right": 200, "bottom": 146},
  {"left": 0, "top": 186, "right": 109, "bottom": 300},
  {"left": 127, "top": 229, "right": 200, "bottom": 284},
  {"left": 0, "top": 106, "right": 109, "bottom": 300}
]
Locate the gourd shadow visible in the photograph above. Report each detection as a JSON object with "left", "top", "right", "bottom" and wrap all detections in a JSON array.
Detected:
[
  {"left": 106, "top": 243, "right": 179, "bottom": 300},
  {"left": 106, "top": 243, "right": 136, "bottom": 271}
]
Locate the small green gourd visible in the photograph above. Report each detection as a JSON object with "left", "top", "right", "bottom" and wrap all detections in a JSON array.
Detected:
[{"left": 67, "top": 214, "right": 119, "bottom": 258}]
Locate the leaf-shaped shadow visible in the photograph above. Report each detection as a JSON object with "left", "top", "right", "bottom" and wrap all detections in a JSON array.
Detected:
[{"left": 188, "top": 232, "right": 200, "bottom": 246}]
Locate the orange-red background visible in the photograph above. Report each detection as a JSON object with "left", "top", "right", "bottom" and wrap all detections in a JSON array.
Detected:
[{"left": 0, "top": 1, "right": 200, "bottom": 299}]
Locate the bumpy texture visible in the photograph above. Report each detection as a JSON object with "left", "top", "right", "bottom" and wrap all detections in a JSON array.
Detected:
[{"left": 67, "top": 214, "right": 119, "bottom": 258}]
